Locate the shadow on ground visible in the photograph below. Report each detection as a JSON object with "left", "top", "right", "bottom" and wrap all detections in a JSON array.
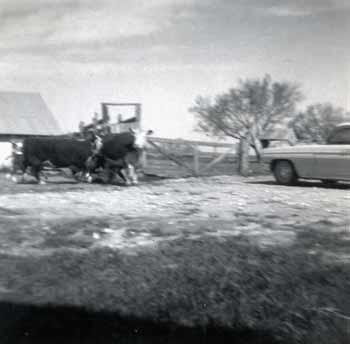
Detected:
[
  {"left": 0, "top": 302, "right": 278, "bottom": 344},
  {"left": 0, "top": 173, "right": 169, "bottom": 195},
  {"left": 246, "top": 180, "right": 350, "bottom": 190}
]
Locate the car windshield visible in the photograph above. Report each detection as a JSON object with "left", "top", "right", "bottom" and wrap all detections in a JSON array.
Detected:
[{"left": 327, "top": 127, "right": 350, "bottom": 144}]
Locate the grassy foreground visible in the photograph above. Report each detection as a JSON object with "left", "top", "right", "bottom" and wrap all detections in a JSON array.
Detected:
[{"left": 0, "top": 230, "right": 349, "bottom": 343}]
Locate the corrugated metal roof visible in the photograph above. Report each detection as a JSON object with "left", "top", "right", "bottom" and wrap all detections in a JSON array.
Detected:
[{"left": 0, "top": 91, "right": 62, "bottom": 135}]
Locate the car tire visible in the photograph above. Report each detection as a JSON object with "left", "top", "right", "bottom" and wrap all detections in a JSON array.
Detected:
[{"left": 273, "top": 160, "right": 298, "bottom": 185}]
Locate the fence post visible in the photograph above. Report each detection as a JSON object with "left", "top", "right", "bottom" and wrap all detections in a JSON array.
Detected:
[
  {"left": 193, "top": 145, "right": 199, "bottom": 176},
  {"left": 141, "top": 150, "right": 148, "bottom": 169},
  {"left": 237, "top": 137, "right": 250, "bottom": 176}
]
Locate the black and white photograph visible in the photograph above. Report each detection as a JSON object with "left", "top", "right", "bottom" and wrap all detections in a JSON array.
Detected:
[{"left": 0, "top": 1, "right": 349, "bottom": 343}]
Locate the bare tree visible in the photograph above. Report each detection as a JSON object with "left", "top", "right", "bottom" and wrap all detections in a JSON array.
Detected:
[
  {"left": 292, "top": 103, "right": 350, "bottom": 143},
  {"left": 189, "top": 75, "right": 303, "bottom": 175}
]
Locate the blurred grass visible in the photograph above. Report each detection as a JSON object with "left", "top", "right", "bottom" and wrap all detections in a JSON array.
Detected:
[{"left": 0, "top": 231, "right": 349, "bottom": 344}]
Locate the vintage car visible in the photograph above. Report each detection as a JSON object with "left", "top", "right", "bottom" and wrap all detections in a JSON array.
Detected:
[{"left": 262, "top": 123, "right": 350, "bottom": 185}]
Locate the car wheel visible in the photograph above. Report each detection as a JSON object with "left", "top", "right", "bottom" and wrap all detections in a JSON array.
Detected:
[{"left": 273, "top": 160, "right": 298, "bottom": 185}]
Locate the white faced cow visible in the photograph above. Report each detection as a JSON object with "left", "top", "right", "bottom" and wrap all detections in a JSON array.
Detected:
[{"left": 87, "top": 129, "right": 153, "bottom": 185}]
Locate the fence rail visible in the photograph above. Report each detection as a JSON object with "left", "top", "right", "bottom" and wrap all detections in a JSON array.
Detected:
[{"left": 148, "top": 136, "right": 237, "bottom": 148}]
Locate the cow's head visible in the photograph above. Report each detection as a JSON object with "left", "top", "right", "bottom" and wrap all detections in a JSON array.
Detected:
[{"left": 130, "top": 128, "right": 153, "bottom": 149}]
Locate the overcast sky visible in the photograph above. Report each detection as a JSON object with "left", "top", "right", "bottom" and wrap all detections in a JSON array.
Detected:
[{"left": 0, "top": 0, "right": 349, "bottom": 139}]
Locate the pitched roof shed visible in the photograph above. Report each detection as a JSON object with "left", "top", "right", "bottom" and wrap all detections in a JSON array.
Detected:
[{"left": 0, "top": 91, "right": 62, "bottom": 136}]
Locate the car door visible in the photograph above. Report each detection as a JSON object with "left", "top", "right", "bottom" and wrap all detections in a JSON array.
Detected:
[{"left": 314, "top": 127, "right": 350, "bottom": 180}]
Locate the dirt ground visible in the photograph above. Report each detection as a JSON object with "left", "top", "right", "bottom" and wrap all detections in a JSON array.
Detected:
[
  {"left": 0, "top": 173, "right": 349, "bottom": 343},
  {"left": 0, "top": 173, "right": 349, "bottom": 261}
]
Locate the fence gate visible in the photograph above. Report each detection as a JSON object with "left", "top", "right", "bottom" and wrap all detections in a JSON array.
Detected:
[{"left": 143, "top": 137, "right": 237, "bottom": 178}]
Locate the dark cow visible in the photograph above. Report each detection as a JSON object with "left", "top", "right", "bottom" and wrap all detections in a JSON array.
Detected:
[
  {"left": 21, "top": 136, "right": 96, "bottom": 183},
  {"left": 88, "top": 149, "right": 142, "bottom": 185},
  {"left": 106, "top": 149, "right": 142, "bottom": 185},
  {"left": 87, "top": 129, "right": 152, "bottom": 185}
]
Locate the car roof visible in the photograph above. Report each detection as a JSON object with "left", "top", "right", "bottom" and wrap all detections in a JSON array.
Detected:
[
  {"left": 335, "top": 122, "right": 350, "bottom": 129},
  {"left": 333, "top": 122, "right": 350, "bottom": 131}
]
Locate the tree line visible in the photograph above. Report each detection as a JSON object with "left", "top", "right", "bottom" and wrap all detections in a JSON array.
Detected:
[{"left": 189, "top": 74, "right": 350, "bottom": 175}]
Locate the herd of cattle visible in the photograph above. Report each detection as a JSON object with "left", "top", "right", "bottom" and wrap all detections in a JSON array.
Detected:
[{"left": 6, "top": 129, "right": 153, "bottom": 185}]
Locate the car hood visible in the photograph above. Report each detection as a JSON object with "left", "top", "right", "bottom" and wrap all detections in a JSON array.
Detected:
[{"left": 262, "top": 144, "right": 322, "bottom": 154}]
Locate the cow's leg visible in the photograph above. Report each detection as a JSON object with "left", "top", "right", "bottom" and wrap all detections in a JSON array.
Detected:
[
  {"left": 122, "top": 161, "right": 138, "bottom": 185},
  {"left": 40, "top": 171, "right": 49, "bottom": 182},
  {"left": 120, "top": 165, "right": 133, "bottom": 186},
  {"left": 19, "top": 171, "right": 29, "bottom": 183},
  {"left": 128, "top": 164, "right": 138, "bottom": 185},
  {"left": 9, "top": 158, "right": 17, "bottom": 182},
  {"left": 11, "top": 170, "right": 21, "bottom": 183},
  {"left": 85, "top": 155, "right": 102, "bottom": 183},
  {"left": 10, "top": 169, "right": 18, "bottom": 183},
  {"left": 14, "top": 168, "right": 30, "bottom": 184},
  {"left": 16, "top": 160, "right": 29, "bottom": 183},
  {"left": 70, "top": 166, "right": 83, "bottom": 182},
  {"left": 6, "top": 159, "right": 13, "bottom": 180},
  {"left": 72, "top": 171, "right": 80, "bottom": 181},
  {"left": 117, "top": 169, "right": 131, "bottom": 185},
  {"left": 104, "top": 167, "right": 116, "bottom": 184},
  {"left": 85, "top": 173, "right": 93, "bottom": 183},
  {"left": 31, "top": 164, "right": 44, "bottom": 184},
  {"left": 37, "top": 172, "right": 46, "bottom": 185},
  {"left": 85, "top": 166, "right": 98, "bottom": 184},
  {"left": 23, "top": 157, "right": 45, "bottom": 184}
]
